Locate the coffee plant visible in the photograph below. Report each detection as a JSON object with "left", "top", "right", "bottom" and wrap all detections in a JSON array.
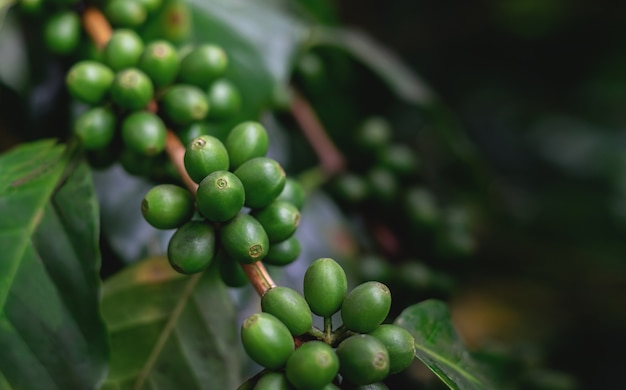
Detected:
[{"left": 4, "top": 0, "right": 616, "bottom": 389}]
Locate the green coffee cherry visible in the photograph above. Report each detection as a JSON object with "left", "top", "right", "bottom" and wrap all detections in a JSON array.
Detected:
[
  {"left": 220, "top": 214, "right": 269, "bottom": 263},
  {"left": 119, "top": 148, "right": 157, "bottom": 176},
  {"left": 286, "top": 341, "right": 339, "bottom": 390},
  {"left": 167, "top": 221, "right": 216, "bottom": 274},
  {"left": 121, "top": 111, "right": 166, "bottom": 155},
  {"left": 73, "top": 107, "right": 116, "bottom": 150},
  {"left": 161, "top": 84, "right": 209, "bottom": 125},
  {"left": 241, "top": 312, "right": 294, "bottom": 370},
  {"left": 404, "top": 187, "right": 439, "bottom": 230},
  {"left": 341, "top": 281, "right": 391, "bottom": 333},
  {"left": 216, "top": 250, "right": 248, "bottom": 288},
  {"left": 177, "top": 121, "right": 211, "bottom": 146},
  {"left": 276, "top": 178, "right": 305, "bottom": 210},
  {"left": 183, "top": 135, "right": 229, "bottom": 183},
  {"left": 141, "top": 184, "right": 194, "bottom": 230},
  {"left": 261, "top": 286, "right": 312, "bottom": 336},
  {"left": 105, "top": 0, "right": 147, "bottom": 28},
  {"left": 225, "top": 121, "right": 269, "bottom": 170},
  {"left": 356, "top": 117, "right": 392, "bottom": 152},
  {"left": 336, "top": 335, "right": 390, "bottom": 385},
  {"left": 253, "top": 372, "right": 291, "bottom": 390},
  {"left": 332, "top": 173, "right": 369, "bottom": 203},
  {"left": 207, "top": 78, "right": 241, "bottom": 119},
  {"left": 178, "top": 44, "right": 228, "bottom": 88},
  {"left": 251, "top": 201, "right": 300, "bottom": 243},
  {"left": 379, "top": 144, "right": 419, "bottom": 175},
  {"left": 104, "top": 29, "right": 144, "bottom": 71},
  {"left": 263, "top": 235, "right": 301, "bottom": 266},
  {"left": 138, "top": 40, "right": 180, "bottom": 88},
  {"left": 196, "top": 170, "right": 245, "bottom": 222},
  {"left": 367, "top": 167, "right": 398, "bottom": 202},
  {"left": 66, "top": 61, "right": 115, "bottom": 105},
  {"left": 234, "top": 157, "right": 286, "bottom": 209},
  {"left": 110, "top": 68, "right": 154, "bottom": 110},
  {"left": 44, "top": 11, "right": 81, "bottom": 55},
  {"left": 368, "top": 325, "right": 415, "bottom": 374},
  {"left": 137, "top": 0, "right": 162, "bottom": 13},
  {"left": 303, "top": 258, "right": 347, "bottom": 317}
]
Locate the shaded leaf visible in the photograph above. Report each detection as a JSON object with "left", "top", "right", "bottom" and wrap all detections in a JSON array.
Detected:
[
  {"left": 102, "top": 256, "right": 241, "bottom": 390},
  {"left": 395, "top": 299, "right": 497, "bottom": 390},
  {"left": 309, "top": 27, "right": 436, "bottom": 106},
  {"left": 0, "top": 140, "right": 109, "bottom": 390}
]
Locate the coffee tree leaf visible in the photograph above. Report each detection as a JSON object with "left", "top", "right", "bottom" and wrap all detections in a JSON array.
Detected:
[
  {"left": 395, "top": 299, "right": 497, "bottom": 390},
  {"left": 101, "top": 256, "right": 241, "bottom": 389},
  {"left": 0, "top": 140, "right": 109, "bottom": 390}
]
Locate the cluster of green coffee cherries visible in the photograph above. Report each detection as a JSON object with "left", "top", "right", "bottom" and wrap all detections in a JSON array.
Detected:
[
  {"left": 60, "top": 24, "right": 240, "bottom": 172},
  {"left": 240, "top": 258, "right": 415, "bottom": 389},
  {"left": 141, "top": 121, "right": 305, "bottom": 283}
]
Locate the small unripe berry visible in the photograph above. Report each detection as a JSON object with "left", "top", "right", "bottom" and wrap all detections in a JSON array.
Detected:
[
  {"left": 138, "top": 40, "right": 180, "bottom": 88},
  {"left": 141, "top": 184, "right": 194, "bottom": 230},
  {"left": 225, "top": 121, "right": 269, "bottom": 170},
  {"left": 368, "top": 324, "right": 415, "bottom": 374},
  {"left": 44, "top": 11, "right": 81, "bottom": 55},
  {"left": 110, "top": 68, "right": 154, "bottom": 111},
  {"left": 104, "top": 29, "right": 144, "bottom": 71},
  {"left": 206, "top": 78, "right": 241, "bottom": 119},
  {"left": 286, "top": 341, "right": 339, "bottom": 390},
  {"left": 66, "top": 61, "right": 114, "bottom": 105},
  {"left": 341, "top": 281, "right": 391, "bottom": 333},
  {"left": 220, "top": 214, "right": 269, "bottom": 264},
  {"left": 183, "top": 135, "right": 229, "bottom": 184},
  {"left": 336, "top": 335, "right": 390, "bottom": 385},
  {"left": 251, "top": 201, "right": 300, "bottom": 243},
  {"left": 303, "top": 258, "right": 347, "bottom": 318},
  {"left": 121, "top": 111, "right": 166, "bottom": 156},
  {"left": 261, "top": 286, "right": 312, "bottom": 336},
  {"left": 161, "top": 84, "right": 209, "bottom": 125},
  {"left": 167, "top": 221, "right": 216, "bottom": 274},
  {"left": 196, "top": 170, "right": 244, "bottom": 222},
  {"left": 178, "top": 44, "right": 228, "bottom": 88},
  {"left": 241, "top": 312, "right": 294, "bottom": 370},
  {"left": 73, "top": 107, "right": 116, "bottom": 150},
  {"left": 263, "top": 236, "right": 301, "bottom": 266},
  {"left": 234, "top": 157, "right": 286, "bottom": 209}
]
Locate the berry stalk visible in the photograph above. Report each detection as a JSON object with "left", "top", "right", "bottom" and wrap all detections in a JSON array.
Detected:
[{"left": 80, "top": 6, "right": 277, "bottom": 296}]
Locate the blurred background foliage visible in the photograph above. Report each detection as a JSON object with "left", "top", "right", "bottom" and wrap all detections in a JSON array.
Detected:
[{"left": 2, "top": 0, "right": 626, "bottom": 389}]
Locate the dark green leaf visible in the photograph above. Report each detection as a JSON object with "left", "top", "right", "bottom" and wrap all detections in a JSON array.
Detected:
[
  {"left": 0, "top": 140, "right": 109, "bottom": 390},
  {"left": 102, "top": 256, "right": 242, "bottom": 389},
  {"left": 395, "top": 299, "right": 497, "bottom": 390},
  {"left": 309, "top": 27, "right": 436, "bottom": 106}
]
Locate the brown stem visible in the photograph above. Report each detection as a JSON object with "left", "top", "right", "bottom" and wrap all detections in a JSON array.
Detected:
[
  {"left": 82, "top": 7, "right": 277, "bottom": 296},
  {"left": 290, "top": 90, "right": 345, "bottom": 175}
]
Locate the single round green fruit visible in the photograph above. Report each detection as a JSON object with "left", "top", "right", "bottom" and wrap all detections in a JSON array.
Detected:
[
  {"left": 167, "top": 221, "right": 216, "bottom": 274},
  {"left": 379, "top": 144, "right": 419, "bottom": 176},
  {"left": 66, "top": 61, "right": 114, "bottom": 104},
  {"left": 119, "top": 148, "right": 158, "bottom": 176},
  {"left": 220, "top": 214, "right": 269, "bottom": 263},
  {"left": 276, "top": 178, "right": 305, "bottom": 210},
  {"left": 44, "top": 11, "right": 81, "bottom": 55},
  {"left": 368, "top": 325, "right": 415, "bottom": 374},
  {"left": 341, "top": 281, "right": 392, "bottom": 333},
  {"left": 161, "top": 84, "right": 209, "bottom": 125},
  {"left": 336, "top": 335, "right": 390, "bottom": 385},
  {"left": 253, "top": 372, "right": 291, "bottom": 390},
  {"left": 263, "top": 235, "right": 301, "bottom": 266},
  {"left": 234, "top": 157, "right": 286, "bottom": 209},
  {"left": 178, "top": 44, "right": 228, "bottom": 88},
  {"left": 356, "top": 117, "right": 392, "bottom": 152},
  {"left": 196, "top": 170, "right": 244, "bottom": 222},
  {"left": 183, "top": 135, "right": 229, "bottom": 183},
  {"left": 141, "top": 184, "right": 194, "bottom": 230},
  {"left": 176, "top": 121, "right": 211, "bottom": 146},
  {"left": 138, "top": 40, "right": 180, "bottom": 88},
  {"left": 105, "top": 0, "right": 147, "bottom": 28},
  {"left": 110, "top": 68, "right": 154, "bottom": 110},
  {"left": 121, "top": 111, "right": 166, "bottom": 155},
  {"left": 206, "top": 78, "right": 241, "bottom": 119},
  {"left": 240, "top": 312, "right": 294, "bottom": 370},
  {"left": 216, "top": 250, "right": 248, "bottom": 288},
  {"left": 104, "top": 29, "right": 144, "bottom": 71},
  {"left": 331, "top": 173, "right": 369, "bottom": 203},
  {"left": 303, "top": 258, "right": 347, "bottom": 318},
  {"left": 73, "top": 107, "right": 116, "bottom": 150},
  {"left": 286, "top": 341, "right": 339, "bottom": 390},
  {"left": 261, "top": 286, "right": 312, "bottom": 336},
  {"left": 404, "top": 187, "right": 439, "bottom": 230},
  {"left": 225, "top": 121, "right": 269, "bottom": 170},
  {"left": 251, "top": 201, "right": 300, "bottom": 243}
]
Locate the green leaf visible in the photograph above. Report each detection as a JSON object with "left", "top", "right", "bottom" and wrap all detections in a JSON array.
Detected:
[
  {"left": 0, "top": 140, "right": 109, "bottom": 390},
  {"left": 309, "top": 27, "right": 436, "bottom": 106},
  {"left": 102, "top": 256, "right": 242, "bottom": 390},
  {"left": 395, "top": 299, "right": 497, "bottom": 390},
  {"left": 186, "top": 0, "right": 307, "bottom": 124}
]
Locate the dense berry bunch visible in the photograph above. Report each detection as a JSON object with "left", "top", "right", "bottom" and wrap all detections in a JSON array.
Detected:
[
  {"left": 140, "top": 121, "right": 305, "bottom": 283},
  {"left": 241, "top": 258, "right": 416, "bottom": 389}
]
